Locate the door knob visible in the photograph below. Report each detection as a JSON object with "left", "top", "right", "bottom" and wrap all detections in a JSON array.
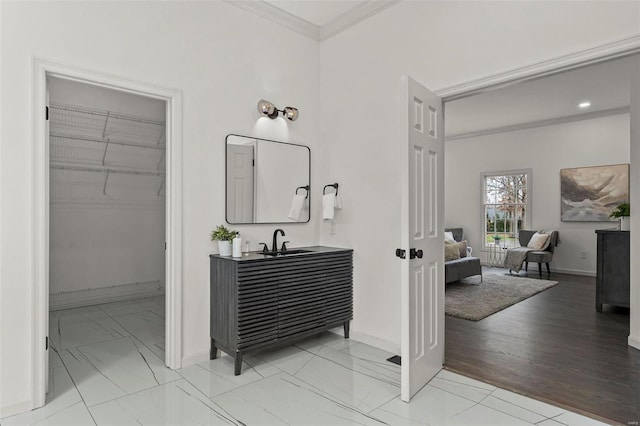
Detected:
[
  {"left": 395, "top": 248, "right": 406, "bottom": 259},
  {"left": 410, "top": 248, "right": 423, "bottom": 259}
]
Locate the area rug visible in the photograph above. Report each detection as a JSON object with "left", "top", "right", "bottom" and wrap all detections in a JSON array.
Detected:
[{"left": 446, "top": 273, "right": 558, "bottom": 321}]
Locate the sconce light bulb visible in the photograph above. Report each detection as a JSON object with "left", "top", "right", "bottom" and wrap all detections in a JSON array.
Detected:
[
  {"left": 257, "top": 99, "right": 275, "bottom": 116},
  {"left": 284, "top": 106, "right": 299, "bottom": 121}
]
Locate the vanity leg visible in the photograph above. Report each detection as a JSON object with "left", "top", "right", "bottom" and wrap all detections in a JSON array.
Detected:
[
  {"left": 210, "top": 338, "right": 220, "bottom": 360},
  {"left": 343, "top": 320, "right": 350, "bottom": 339},
  {"left": 234, "top": 353, "right": 243, "bottom": 376}
]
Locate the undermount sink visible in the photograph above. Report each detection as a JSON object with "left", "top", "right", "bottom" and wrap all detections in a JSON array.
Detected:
[{"left": 263, "top": 249, "right": 312, "bottom": 256}]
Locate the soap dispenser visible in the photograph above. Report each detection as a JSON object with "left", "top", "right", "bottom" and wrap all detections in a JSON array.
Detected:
[{"left": 232, "top": 233, "right": 242, "bottom": 258}]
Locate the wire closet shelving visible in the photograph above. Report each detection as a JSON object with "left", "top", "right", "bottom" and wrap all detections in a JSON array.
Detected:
[{"left": 49, "top": 101, "right": 166, "bottom": 196}]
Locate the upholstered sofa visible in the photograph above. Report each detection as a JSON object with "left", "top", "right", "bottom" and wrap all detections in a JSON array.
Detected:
[{"left": 444, "top": 228, "right": 482, "bottom": 284}]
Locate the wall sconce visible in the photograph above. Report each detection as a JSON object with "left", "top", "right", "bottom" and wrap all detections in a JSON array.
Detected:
[{"left": 257, "top": 99, "right": 299, "bottom": 121}]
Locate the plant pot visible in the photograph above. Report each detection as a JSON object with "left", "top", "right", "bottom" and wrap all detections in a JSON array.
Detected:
[
  {"left": 620, "top": 216, "right": 630, "bottom": 231},
  {"left": 217, "top": 240, "right": 232, "bottom": 256}
]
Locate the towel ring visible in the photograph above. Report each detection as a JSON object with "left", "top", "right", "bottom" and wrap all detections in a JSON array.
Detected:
[
  {"left": 296, "top": 185, "right": 310, "bottom": 199},
  {"left": 323, "top": 183, "right": 339, "bottom": 195}
]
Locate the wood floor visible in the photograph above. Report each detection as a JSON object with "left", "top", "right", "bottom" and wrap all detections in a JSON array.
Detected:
[{"left": 445, "top": 268, "right": 639, "bottom": 426}]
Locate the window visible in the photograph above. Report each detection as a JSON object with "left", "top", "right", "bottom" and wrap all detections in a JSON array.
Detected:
[{"left": 482, "top": 170, "right": 531, "bottom": 249}]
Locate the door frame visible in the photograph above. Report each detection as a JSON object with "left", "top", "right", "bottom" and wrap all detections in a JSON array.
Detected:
[
  {"left": 436, "top": 34, "right": 640, "bottom": 101},
  {"left": 402, "top": 34, "right": 640, "bottom": 394},
  {"left": 32, "top": 58, "right": 183, "bottom": 408}
]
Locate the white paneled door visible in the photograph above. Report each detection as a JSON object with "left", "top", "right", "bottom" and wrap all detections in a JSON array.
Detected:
[{"left": 400, "top": 76, "right": 444, "bottom": 402}]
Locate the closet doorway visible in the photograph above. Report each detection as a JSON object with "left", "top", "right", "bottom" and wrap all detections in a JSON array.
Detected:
[
  {"left": 33, "top": 60, "right": 183, "bottom": 409},
  {"left": 48, "top": 75, "right": 167, "bottom": 389}
]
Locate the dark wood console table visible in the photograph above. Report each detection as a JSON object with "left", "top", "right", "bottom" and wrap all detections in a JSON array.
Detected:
[{"left": 595, "top": 229, "right": 629, "bottom": 311}]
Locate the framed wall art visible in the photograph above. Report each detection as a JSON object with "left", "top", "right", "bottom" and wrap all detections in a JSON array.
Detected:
[{"left": 560, "top": 163, "right": 629, "bottom": 222}]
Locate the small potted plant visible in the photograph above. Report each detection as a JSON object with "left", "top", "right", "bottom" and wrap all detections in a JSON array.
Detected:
[
  {"left": 211, "top": 224, "right": 238, "bottom": 256},
  {"left": 609, "top": 202, "right": 630, "bottom": 231}
]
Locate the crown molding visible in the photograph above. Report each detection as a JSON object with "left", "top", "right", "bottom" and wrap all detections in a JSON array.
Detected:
[
  {"left": 437, "top": 34, "right": 640, "bottom": 101},
  {"left": 446, "top": 106, "right": 630, "bottom": 141},
  {"left": 319, "top": 1, "right": 401, "bottom": 42},
  {"left": 225, "top": 0, "right": 320, "bottom": 41},
  {"left": 224, "top": 0, "right": 400, "bottom": 42}
]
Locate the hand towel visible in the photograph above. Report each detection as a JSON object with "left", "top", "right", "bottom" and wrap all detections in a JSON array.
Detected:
[
  {"left": 334, "top": 194, "right": 343, "bottom": 210},
  {"left": 288, "top": 193, "right": 306, "bottom": 221},
  {"left": 323, "top": 193, "right": 335, "bottom": 220}
]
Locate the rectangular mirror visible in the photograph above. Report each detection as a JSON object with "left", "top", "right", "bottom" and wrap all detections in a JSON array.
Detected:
[{"left": 226, "top": 134, "right": 310, "bottom": 224}]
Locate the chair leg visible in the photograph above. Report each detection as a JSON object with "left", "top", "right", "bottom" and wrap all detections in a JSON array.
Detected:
[
  {"left": 546, "top": 263, "right": 551, "bottom": 276},
  {"left": 525, "top": 262, "right": 528, "bottom": 271},
  {"left": 538, "top": 263, "right": 542, "bottom": 277}
]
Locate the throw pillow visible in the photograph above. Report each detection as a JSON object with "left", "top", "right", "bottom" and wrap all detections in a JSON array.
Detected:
[
  {"left": 444, "top": 231, "right": 456, "bottom": 242},
  {"left": 445, "top": 243, "right": 460, "bottom": 261},
  {"left": 527, "top": 232, "right": 550, "bottom": 250},
  {"left": 458, "top": 240, "right": 468, "bottom": 258}
]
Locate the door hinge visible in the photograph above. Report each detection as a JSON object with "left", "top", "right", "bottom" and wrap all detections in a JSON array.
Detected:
[
  {"left": 252, "top": 159, "right": 255, "bottom": 167},
  {"left": 165, "top": 242, "right": 167, "bottom": 250},
  {"left": 45, "top": 106, "right": 49, "bottom": 121},
  {"left": 45, "top": 336, "right": 49, "bottom": 350},
  {"left": 395, "top": 248, "right": 406, "bottom": 259}
]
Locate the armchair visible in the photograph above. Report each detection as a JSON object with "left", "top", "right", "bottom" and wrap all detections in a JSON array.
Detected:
[{"left": 506, "top": 230, "right": 559, "bottom": 277}]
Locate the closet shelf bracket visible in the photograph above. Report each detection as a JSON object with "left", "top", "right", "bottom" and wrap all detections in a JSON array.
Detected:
[
  {"left": 157, "top": 177, "right": 165, "bottom": 197},
  {"left": 103, "top": 170, "right": 110, "bottom": 196},
  {"left": 102, "top": 111, "right": 110, "bottom": 138}
]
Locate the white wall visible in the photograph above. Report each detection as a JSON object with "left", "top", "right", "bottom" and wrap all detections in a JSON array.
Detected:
[
  {"left": 50, "top": 208, "right": 166, "bottom": 294},
  {"left": 319, "top": 0, "right": 640, "bottom": 352},
  {"left": 48, "top": 78, "right": 166, "bottom": 297},
  {"left": 0, "top": 1, "right": 320, "bottom": 414},
  {"left": 445, "top": 114, "right": 630, "bottom": 275}
]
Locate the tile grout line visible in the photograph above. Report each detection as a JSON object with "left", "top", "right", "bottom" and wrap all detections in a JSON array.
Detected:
[
  {"left": 277, "top": 375, "right": 389, "bottom": 425},
  {"left": 311, "top": 348, "right": 400, "bottom": 388},
  {"left": 488, "top": 390, "right": 566, "bottom": 420},
  {"left": 86, "top": 376, "right": 183, "bottom": 410},
  {"left": 436, "top": 374, "right": 498, "bottom": 392},
  {"left": 55, "top": 347, "right": 99, "bottom": 425},
  {"left": 425, "top": 382, "right": 493, "bottom": 406},
  {"left": 172, "top": 383, "right": 242, "bottom": 425},
  {"left": 476, "top": 393, "right": 550, "bottom": 423}
]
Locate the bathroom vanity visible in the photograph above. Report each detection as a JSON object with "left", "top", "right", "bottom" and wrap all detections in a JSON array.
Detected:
[{"left": 209, "top": 246, "right": 353, "bottom": 375}]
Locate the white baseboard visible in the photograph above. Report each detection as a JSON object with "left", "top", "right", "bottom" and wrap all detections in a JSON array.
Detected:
[
  {"left": 50, "top": 280, "right": 163, "bottom": 311},
  {"left": 0, "top": 397, "right": 33, "bottom": 419},
  {"left": 181, "top": 349, "right": 210, "bottom": 369},
  {"left": 482, "top": 265, "right": 596, "bottom": 278},
  {"left": 629, "top": 335, "right": 640, "bottom": 351},
  {"left": 551, "top": 267, "right": 596, "bottom": 277}
]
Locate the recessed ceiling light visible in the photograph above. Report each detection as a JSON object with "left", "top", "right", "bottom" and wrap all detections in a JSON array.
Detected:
[{"left": 578, "top": 101, "right": 591, "bottom": 108}]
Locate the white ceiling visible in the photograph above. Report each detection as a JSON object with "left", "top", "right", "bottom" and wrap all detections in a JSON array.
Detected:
[
  {"left": 445, "top": 56, "right": 634, "bottom": 139},
  {"left": 262, "top": 0, "right": 368, "bottom": 27}
]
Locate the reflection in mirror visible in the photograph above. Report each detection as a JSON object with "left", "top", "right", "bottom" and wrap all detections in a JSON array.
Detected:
[{"left": 226, "top": 134, "right": 310, "bottom": 224}]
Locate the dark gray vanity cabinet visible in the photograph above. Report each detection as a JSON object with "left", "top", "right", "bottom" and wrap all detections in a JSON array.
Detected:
[
  {"left": 210, "top": 247, "right": 353, "bottom": 375},
  {"left": 595, "top": 229, "right": 630, "bottom": 311}
]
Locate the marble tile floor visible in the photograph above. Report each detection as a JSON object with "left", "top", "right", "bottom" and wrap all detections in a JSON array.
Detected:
[{"left": 1, "top": 296, "right": 610, "bottom": 426}]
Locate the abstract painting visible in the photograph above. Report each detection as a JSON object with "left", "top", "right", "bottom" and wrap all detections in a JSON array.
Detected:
[{"left": 560, "top": 164, "right": 629, "bottom": 222}]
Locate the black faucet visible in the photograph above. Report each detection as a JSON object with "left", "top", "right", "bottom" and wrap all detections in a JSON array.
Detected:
[{"left": 272, "top": 229, "right": 285, "bottom": 252}]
